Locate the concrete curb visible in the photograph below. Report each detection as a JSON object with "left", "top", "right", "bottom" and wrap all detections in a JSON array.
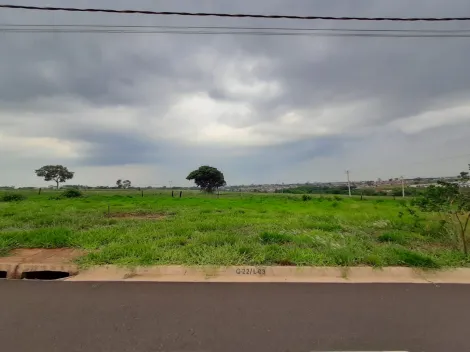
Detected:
[
  {"left": 0, "top": 263, "right": 79, "bottom": 279},
  {"left": 0, "top": 263, "right": 18, "bottom": 279},
  {"left": 2, "top": 260, "right": 470, "bottom": 283},
  {"left": 65, "top": 265, "right": 470, "bottom": 283},
  {"left": 0, "top": 248, "right": 82, "bottom": 279}
]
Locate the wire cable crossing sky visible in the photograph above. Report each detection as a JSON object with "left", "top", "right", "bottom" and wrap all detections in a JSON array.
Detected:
[
  {"left": 1, "top": 4, "right": 470, "bottom": 21},
  {"left": 2, "top": 24, "right": 470, "bottom": 38}
]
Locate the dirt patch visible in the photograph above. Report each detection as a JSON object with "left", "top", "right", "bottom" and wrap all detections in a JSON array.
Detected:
[
  {"left": 0, "top": 248, "right": 84, "bottom": 264},
  {"left": 107, "top": 212, "right": 166, "bottom": 220}
]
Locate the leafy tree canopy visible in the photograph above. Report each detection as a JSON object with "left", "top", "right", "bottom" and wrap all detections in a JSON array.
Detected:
[
  {"left": 35, "top": 165, "right": 74, "bottom": 189},
  {"left": 186, "top": 166, "right": 226, "bottom": 193},
  {"left": 414, "top": 177, "right": 470, "bottom": 256},
  {"left": 117, "top": 179, "right": 132, "bottom": 189}
]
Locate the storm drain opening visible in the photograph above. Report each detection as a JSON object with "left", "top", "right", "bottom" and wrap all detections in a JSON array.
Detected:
[
  {"left": 0, "top": 271, "right": 7, "bottom": 279},
  {"left": 21, "top": 271, "right": 71, "bottom": 280}
]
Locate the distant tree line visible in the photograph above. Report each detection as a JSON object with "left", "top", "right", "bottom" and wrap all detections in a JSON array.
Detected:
[{"left": 276, "top": 185, "right": 425, "bottom": 197}]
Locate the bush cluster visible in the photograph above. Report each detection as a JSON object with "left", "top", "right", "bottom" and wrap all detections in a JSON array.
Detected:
[
  {"left": 61, "top": 189, "right": 83, "bottom": 198},
  {"left": 48, "top": 189, "right": 84, "bottom": 200},
  {"left": 1, "top": 193, "right": 27, "bottom": 202}
]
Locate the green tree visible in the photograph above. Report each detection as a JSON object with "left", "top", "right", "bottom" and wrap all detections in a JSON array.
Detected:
[
  {"left": 459, "top": 171, "right": 469, "bottom": 181},
  {"left": 414, "top": 176, "right": 470, "bottom": 256},
  {"left": 186, "top": 166, "right": 226, "bottom": 193},
  {"left": 117, "top": 179, "right": 131, "bottom": 189},
  {"left": 35, "top": 165, "right": 74, "bottom": 189}
]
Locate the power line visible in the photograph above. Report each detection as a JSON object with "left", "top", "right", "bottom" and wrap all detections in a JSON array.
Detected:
[
  {"left": 1, "top": 4, "right": 470, "bottom": 22},
  {"left": 2, "top": 28, "right": 470, "bottom": 38},
  {"left": 2, "top": 31, "right": 470, "bottom": 38},
  {"left": 2, "top": 23, "right": 470, "bottom": 33}
]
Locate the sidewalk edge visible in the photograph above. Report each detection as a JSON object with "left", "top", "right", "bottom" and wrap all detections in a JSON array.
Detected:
[{"left": 64, "top": 265, "right": 470, "bottom": 283}]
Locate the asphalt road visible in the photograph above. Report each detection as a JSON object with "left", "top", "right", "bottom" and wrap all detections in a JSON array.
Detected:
[{"left": 0, "top": 281, "right": 469, "bottom": 352}]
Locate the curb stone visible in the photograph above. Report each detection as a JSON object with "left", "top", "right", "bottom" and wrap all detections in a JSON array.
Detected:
[
  {"left": 2, "top": 263, "right": 470, "bottom": 283},
  {"left": 66, "top": 266, "right": 470, "bottom": 283},
  {"left": 0, "top": 263, "right": 18, "bottom": 279},
  {"left": 0, "top": 262, "right": 79, "bottom": 280}
]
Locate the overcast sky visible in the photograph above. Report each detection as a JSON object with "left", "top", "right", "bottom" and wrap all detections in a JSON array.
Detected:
[{"left": 1, "top": 0, "right": 470, "bottom": 187}]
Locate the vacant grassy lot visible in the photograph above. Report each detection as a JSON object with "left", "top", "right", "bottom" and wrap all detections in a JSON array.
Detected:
[{"left": 0, "top": 190, "right": 468, "bottom": 268}]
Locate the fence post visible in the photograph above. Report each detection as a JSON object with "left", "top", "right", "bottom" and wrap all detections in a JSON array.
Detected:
[
  {"left": 141, "top": 190, "right": 144, "bottom": 197},
  {"left": 180, "top": 191, "right": 182, "bottom": 198},
  {"left": 171, "top": 191, "right": 174, "bottom": 198},
  {"left": 38, "top": 188, "right": 42, "bottom": 195}
]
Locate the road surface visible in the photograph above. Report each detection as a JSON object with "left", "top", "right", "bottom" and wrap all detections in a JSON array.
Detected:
[{"left": 0, "top": 281, "right": 468, "bottom": 352}]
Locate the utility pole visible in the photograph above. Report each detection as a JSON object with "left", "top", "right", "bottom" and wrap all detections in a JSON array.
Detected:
[
  {"left": 277, "top": 180, "right": 284, "bottom": 193},
  {"left": 346, "top": 170, "right": 352, "bottom": 197},
  {"left": 401, "top": 176, "right": 405, "bottom": 198}
]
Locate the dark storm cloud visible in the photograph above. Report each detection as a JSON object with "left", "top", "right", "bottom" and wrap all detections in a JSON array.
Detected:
[
  {"left": 3, "top": 0, "right": 470, "bottom": 114},
  {"left": 248, "top": 136, "right": 349, "bottom": 164},
  {"left": 2, "top": 0, "right": 470, "bottom": 185},
  {"left": 65, "top": 129, "right": 161, "bottom": 166}
]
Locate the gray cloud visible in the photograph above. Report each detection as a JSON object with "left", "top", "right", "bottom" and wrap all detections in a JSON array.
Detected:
[{"left": 1, "top": 0, "right": 470, "bottom": 186}]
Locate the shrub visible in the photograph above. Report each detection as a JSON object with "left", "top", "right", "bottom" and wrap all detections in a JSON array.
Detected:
[
  {"left": 61, "top": 188, "right": 83, "bottom": 198},
  {"left": 414, "top": 179, "right": 470, "bottom": 256},
  {"left": 302, "top": 194, "right": 312, "bottom": 201},
  {"left": 333, "top": 195, "right": 343, "bottom": 201},
  {"left": 1, "top": 193, "right": 27, "bottom": 202},
  {"left": 420, "top": 220, "right": 452, "bottom": 241}
]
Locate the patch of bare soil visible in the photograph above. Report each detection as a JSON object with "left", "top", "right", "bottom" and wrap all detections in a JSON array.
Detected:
[
  {"left": 107, "top": 212, "right": 166, "bottom": 220},
  {"left": 0, "top": 248, "right": 84, "bottom": 264}
]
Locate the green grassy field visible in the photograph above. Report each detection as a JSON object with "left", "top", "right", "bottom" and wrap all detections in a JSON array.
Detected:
[{"left": 0, "top": 189, "right": 468, "bottom": 268}]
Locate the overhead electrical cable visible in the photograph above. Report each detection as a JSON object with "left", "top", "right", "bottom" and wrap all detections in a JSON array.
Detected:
[
  {"left": 1, "top": 24, "right": 470, "bottom": 38},
  {"left": 1, "top": 4, "right": 470, "bottom": 22}
]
